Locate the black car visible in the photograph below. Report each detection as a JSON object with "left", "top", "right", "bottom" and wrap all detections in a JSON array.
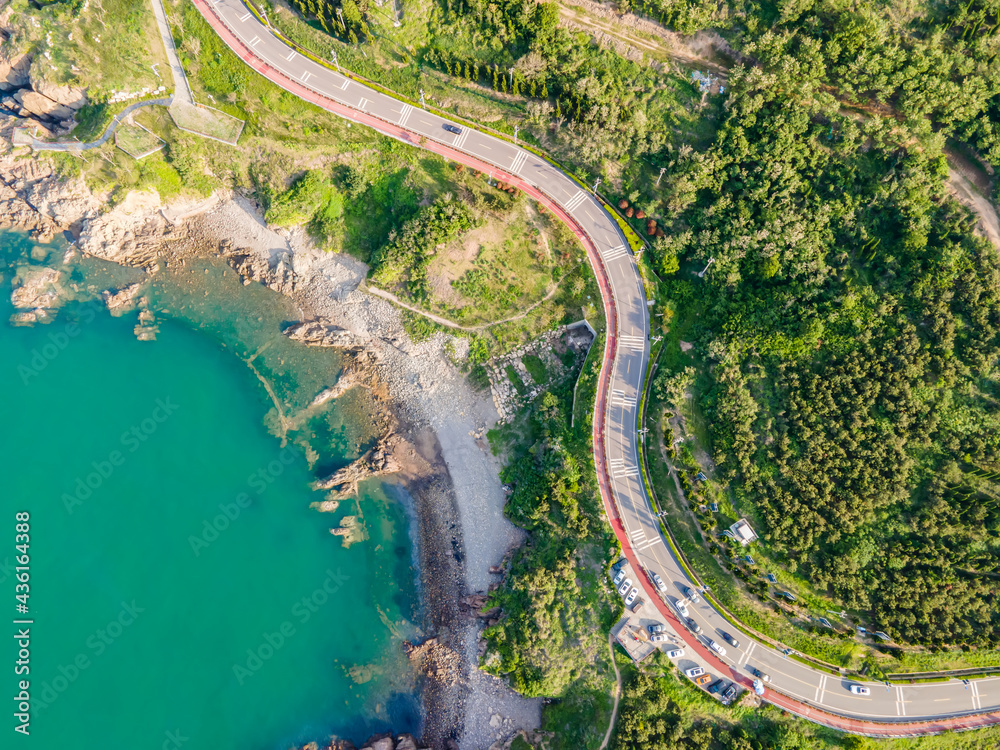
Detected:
[
  {"left": 443, "top": 124, "right": 462, "bottom": 134},
  {"left": 708, "top": 679, "right": 726, "bottom": 694},
  {"left": 722, "top": 631, "right": 740, "bottom": 648},
  {"left": 686, "top": 617, "right": 702, "bottom": 634},
  {"left": 683, "top": 585, "right": 700, "bottom": 602}
]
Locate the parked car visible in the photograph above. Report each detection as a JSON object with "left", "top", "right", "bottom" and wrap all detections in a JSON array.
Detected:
[
  {"left": 618, "top": 578, "right": 632, "bottom": 596},
  {"left": 624, "top": 587, "right": 638, "bottom": 607},
  {"left": 666, "top": 649, "right": 684, "bottom": 659},
  {"left": 650, "top": 633, "right": 668, "bottom": 643},
  {"left": 684, "top": 585, "right": 700, "bottom": 603},
  {"left": 748, "top": 666, "right": 771, "bottom": 682},
  {"left": 652, "top": 573, "right": 667, "bottom": 593},
  {"left": 850, "top": 685, "right": 871, "bottom": 696},
  {"left": 648, "top": 623, "right": 665, "bottom": 635},
  {"left": 722, "top": 684, "right": 738, "bottom": 703},
  {"left": 722, "top": 631, "right": 740, "bottom": 648},
  {"left": 613, "top": 569, "right": 626, "bottom": 586},
  {"left": 695, "top": 674, "right": 713, "bottom": 687},
  {"left": 628, "top": 597, "right": 643, "bottom": 612},
  {"left": 708, "top": 680, "right": 725, "bottom": 694},
  {"left": 708, "top": 640, "right": 727, "bottom": 657},
  {"left": 685, "top": 666, "right": 705, "bottom": 679},
  {"left": 443, "top": 124, "right": 462, "bottom": 134},
  {"left": 686, "top": 618, "right": 702, "bottom": 634},
  {"left": 676, "top": 602, "right": 689, "bottom": 619}
]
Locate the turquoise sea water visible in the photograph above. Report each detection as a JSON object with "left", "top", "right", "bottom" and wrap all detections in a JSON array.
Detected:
[{"left": 2, "top": 230, "right": 420, "bottom": 748}]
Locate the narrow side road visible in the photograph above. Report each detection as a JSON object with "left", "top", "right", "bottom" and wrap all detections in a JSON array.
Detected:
[{"left": 601, "top": 632, "right": 622, "bottom": 750}]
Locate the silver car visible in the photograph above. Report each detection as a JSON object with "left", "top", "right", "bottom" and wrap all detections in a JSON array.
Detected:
[{"left": 613, "top": 568, "right": 626, "bottom": 586}]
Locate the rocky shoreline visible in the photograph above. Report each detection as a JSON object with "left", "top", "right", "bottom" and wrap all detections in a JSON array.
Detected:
[{"left": 0, "top": 140, "right": 541, "bottom": 748}]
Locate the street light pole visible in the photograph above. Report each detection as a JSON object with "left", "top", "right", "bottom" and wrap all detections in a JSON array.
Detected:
[
  {"left": 419, "top": 89, "right": 426, "bottom": 108},
  {"left": 508, "top": 67, "right": 515, "bottom": 87},
  {"left": 656, "top": 166, "right": 666, "bottom": 186},
  {"left": 513, "top": 125, "right": 519, "bottom": 144},
  {"left": 336, "top": 8, "right": 345, "bottom": 32},
  {"left": 592, "top": 177, "right": 601, "bottom": 195},
  {"left": 331, "top": 50, "right": 339, "bottom": 72}
]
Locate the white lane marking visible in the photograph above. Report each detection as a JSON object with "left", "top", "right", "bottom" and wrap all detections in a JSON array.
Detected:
[
  {"left": 602, "top": 244, "right": 629, "bottom": 262},
  {"left": 815, "top": 674, "right": 827, "bottom": 704},
  {"left": 300, "top": 70, "right": 311, "bottom": 82},
  {"left": 739, "top": 641, "right": 756, "bottom": 666},
  {"left": 971, "top": 680, "right": 982, "bottom": 710},
  {"left": 397, "top": 103, "right": 414, "bottom": 127},
  {"left": 357, "top": 97, "right": 370, "bottom": 110},
  {"left": 564, "top": 191, "right": 587, "bottom": 211},
  {"left": 239, "top": 11, "right": 252, "bottom": 21},
  {"left": 619, "top": 334, "right": 645, "bottom": 349},
  {"left": 896, "top": 685, "right": 906, "bottom": 716},
  {"left": 248, "top": 35, "right": 261, "bottom": 47},
  {"left": 637, "top": 536, "right": 662, "bottom": 551},
  {"left": 611, "top": 389, "right": 636, "bottom": 409},
  {"left": 454, "top": 127, "right": 470, "bottom": 149},
  {"left": 510, "top": 151, "right": 528, "bottom": 174},
  {"left": 337, "top": 77, "right": 350, "bottom": 90},
  {"left": 630, "top": 528, "right": 646, "bottom": 544},
  {"left": 285, "top": 50, "right": 296, "bottom": 61},
  {"left": 609, "top": 457, "right": 640, "bottom": 478}
]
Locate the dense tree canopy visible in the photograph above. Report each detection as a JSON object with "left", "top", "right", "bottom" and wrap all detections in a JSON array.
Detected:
[{"left": 657, "top": 65, "right": 1000, "bottom": 646}]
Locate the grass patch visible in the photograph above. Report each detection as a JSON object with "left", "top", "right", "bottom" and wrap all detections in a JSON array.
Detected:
[
  {"left": 114, "top": 121, "right": 166, "bottom": 159},
  {"left": 522, "top": 353, "right": 547, "bottom": 384},
  {"left": 506, "top": 365, "right": 526, "bottom": 396},
  {"left": 168, "top": 101, "right": 244, "bottom": 144}
]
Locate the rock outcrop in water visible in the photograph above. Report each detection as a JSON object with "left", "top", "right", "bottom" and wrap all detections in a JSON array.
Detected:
[
  {"left": 221, "top": 241, "right": 296, "bottom": 293},
  {"left": 283, "top": 317, "right": 362, "bottom": 350},
  {"left": 297, "top": 733, "right": 431, "bottom": 750},
  {"left": 313, "top": 434, "right": 402, "bottom": 498}
]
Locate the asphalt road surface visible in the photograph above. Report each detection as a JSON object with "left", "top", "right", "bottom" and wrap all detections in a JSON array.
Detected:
[{"left": 195, "top": 0, "right": 1000, "bottom": 730}]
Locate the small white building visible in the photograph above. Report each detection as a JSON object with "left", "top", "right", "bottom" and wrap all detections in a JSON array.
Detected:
[{"left": 729, "top": 519, "right": 758, "bottom": 547}]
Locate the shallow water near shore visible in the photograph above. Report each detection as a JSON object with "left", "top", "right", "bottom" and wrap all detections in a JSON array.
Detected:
[{"left": 1, "top": 230, "right": 421, "bottom": 748}]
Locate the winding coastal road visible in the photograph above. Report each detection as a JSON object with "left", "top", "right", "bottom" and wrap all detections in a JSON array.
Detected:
[{"left": 190, "top": 0, "right": 1000, "bottom": 735}]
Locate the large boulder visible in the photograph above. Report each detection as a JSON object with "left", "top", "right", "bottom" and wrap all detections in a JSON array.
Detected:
[
  {"left": 0, "top": 51, "right": 31, "bottom": 91},
  {"left": 13, "top": 89, "right": 74, "bottom": 121}
]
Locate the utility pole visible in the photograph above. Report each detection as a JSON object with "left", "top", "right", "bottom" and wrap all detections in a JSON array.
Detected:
[
  {"left": 331, "top": 50, "right": 339, "bottom": 72},
  {"left": 419, "top": 89, "right": 426, "bottom": 108},
  {"left": 697, "top": 257, "right": 715, "bottom": 278},
  {"left": 513, "top": 125, "right": 519, "bottom": 144},
  {"left": 592, "top": 177, "right": 601, "bottom": 195},
  {"left": 336, "top": 7, "right": 345, "bottom": 31},
  {"left": 392, "top": 0, "right": 401, "bottom": 26},
  {"left": 656, "top": 166, "right": 666, "bottom": 186},
  {"left": 508, "top": 67, "right": 515, "bottom": 87}
]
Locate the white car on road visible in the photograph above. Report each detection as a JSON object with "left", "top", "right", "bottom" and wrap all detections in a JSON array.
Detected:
[
  {"left": 850, "top": 684, "right": 871, "bottom": 696},
  {"left": 652, "top": 573, "right": 667, "bottom": 593},
  {"left": 676, "top": 601, "right": 689, "bottom": 618},
  {"left": 667, "top": 649, "right": 684, "bottom": 659},
  {"left": 708, "top": 640, "right": 727, "bottom": 657}
]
